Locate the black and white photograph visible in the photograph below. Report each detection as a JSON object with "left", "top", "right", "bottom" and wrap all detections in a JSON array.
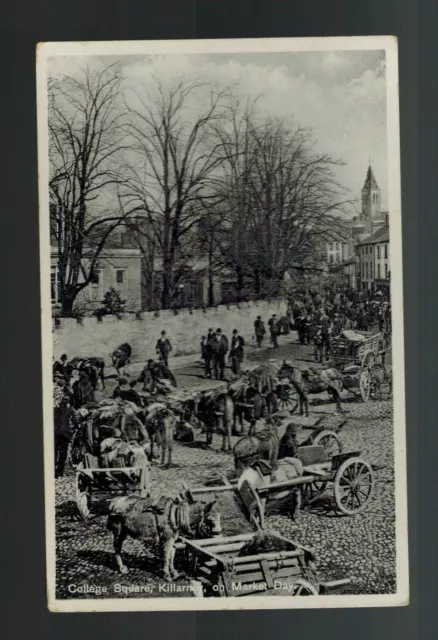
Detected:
[{"left": 37, "top": 37, "right": 407, "bottom": 611}]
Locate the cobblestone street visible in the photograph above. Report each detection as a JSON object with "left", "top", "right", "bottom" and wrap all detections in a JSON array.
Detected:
[{"left": 55, "top": 336, "right": 396, "bottom": 600}]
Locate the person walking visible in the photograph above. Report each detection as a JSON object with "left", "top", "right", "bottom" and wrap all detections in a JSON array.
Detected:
[
  {"left": 268, "top": 314, "right": 279, "bottom": 348},
  {"left": 156, "top": 330, "right": 172, "bottom": 367},
  {"left": 254, "top": 315, "right": 266, "bottom": 348},
  {"left": 230, "top": 329, "right": 245, "bottom": 376},
  {"left": 212, "top": 328, "right": 229, "bottom": 380}
]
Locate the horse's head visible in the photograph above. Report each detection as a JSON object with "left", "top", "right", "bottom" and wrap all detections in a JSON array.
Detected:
[
  {"left": 176, "top": 489, "right": 222, "bottom": 538},
  {"left": 199, "top": 499, "right": 222, "bottom": 536},
  {"left": 278, "top": 360, "right": 294, "bottom": 380}
]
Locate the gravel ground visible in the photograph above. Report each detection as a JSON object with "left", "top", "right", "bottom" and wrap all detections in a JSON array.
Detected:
[{"left": 54, "top": 336, "right": 396, "bottom": 600}]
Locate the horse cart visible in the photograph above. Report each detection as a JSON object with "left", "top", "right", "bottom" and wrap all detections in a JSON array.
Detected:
[
  {"left": 237, "top": 446, "right": 375, "bottom": 529},
  {"left": 176, "top": 530, "right": 351, "bottom": 597},
  {"left": 69, "top": 400, "right": 151, "bottom": 519},
  {"left": 328, "top": 331, "right": 391, "bottom": 402}
]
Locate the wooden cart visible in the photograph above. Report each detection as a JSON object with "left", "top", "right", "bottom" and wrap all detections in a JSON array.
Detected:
[
  {"left": 237, "top": 448, "right": 375, "bottom": 529},
  {"left": 76, "top": 465, "right": 149, "bottom": 520},
  {"left": 177, "top": 531, "right": 351, "bottom": 597},
  {"left": 328, "top": 331, "right": 389, "bottom": 401}
]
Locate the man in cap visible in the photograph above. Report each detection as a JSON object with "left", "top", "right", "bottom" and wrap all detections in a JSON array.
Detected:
[
  {"left": 155, "top": 330, "right": 172, "bottom": 367},
  {"left": 230, "top": 329, "right": 245, "bottom": 376},
  {"left": 212, "top": 328, "right": 229, "bottom": 380},
  {"left": 203, "top": 328, "right": 215, "bottom": 378},
  {"left": 254, "top": 315, "right": 266, "bottom": 348},
  {"left": 268, "top": 314, "right": 279, "bottom": 348}
]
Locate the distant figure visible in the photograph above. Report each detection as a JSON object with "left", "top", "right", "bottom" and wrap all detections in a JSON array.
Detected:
[
  {"left": 230, "top": 329, "right": 245, "bottom": 376},
  {"left": 278, "top": 423, "right": 298, "bottom": 459},
  {"left": 268, "top": 314, "right": 279, "bottom": 348},
  {"left": 254, "top": 316, "right": 266, "bottom": 348},
  {"left": 72, "top": 369, "right": 95, "bottom": 409},
  {"left": 204, "top": 328, "right": 215, "bottom": 379},
  {"left": 212, "top": 328, "right": 229, "bottom": 380},
  {"left": 156, "top": 330, "right": 172, "bottom": 367},
  {"left": 112, "top": 377, "right": 143, "bottom": 407},
  {"left": 200, "top": 336, "right": 206, "bottom": 361}
]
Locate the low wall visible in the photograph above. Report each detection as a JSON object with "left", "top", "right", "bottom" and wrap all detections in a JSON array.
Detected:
[{"left": 52, "top": 299, "right": 287, "bottom": 365}]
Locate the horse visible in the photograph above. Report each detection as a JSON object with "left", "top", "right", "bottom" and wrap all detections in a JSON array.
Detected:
[
  {"left": 228, "top": 384, "right": 267, "bottom": 435},
  {"left": 278, "top": 361, "right": 344, "bottom": 416},
  {"left": 107, "top": 491, "right": 222, "bottom": 580},
  {"left": 69, "top": 356, "right": 105, "bottom": 390},
  {"left": 233, "top": 427, "right": 280, "bottom": 475},
  {"left": 144, "top": 403, "right": 177, "bottom": 466},
  {"left": 181, "top": 391, "right": 234, "bottom": 451},
  {"left": 111, "top": 343, "right": 132, "bottom": 376}
]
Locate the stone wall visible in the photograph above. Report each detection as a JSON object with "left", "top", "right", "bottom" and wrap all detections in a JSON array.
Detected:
[{"left": 52, "top": 298, "right": 287, "bottom": 365}]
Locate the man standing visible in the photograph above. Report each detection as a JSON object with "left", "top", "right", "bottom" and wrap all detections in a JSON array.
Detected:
[
  {"left": 156, "top": 330, "right": 172, "bottom": 367},
  {"left": 204, "top": 328, "right": 215, "bottom": 379},
  {"left": 230, "top": 329, "right": 245, "bottom": 376},
  {"left": 54, "top": 395, "right": 76, "bottom": 478},
  {"left": 268, "top": 314, "right": 279, "bottom": 348},
  {"left": 53, "top": 354, "right": 70, "bottom": 380},
  {"left": 212, "top": 328, "right": 229, "bottom": 380},
  {"left": 254, "top": 315, "right": 266, "bottom": 348}
]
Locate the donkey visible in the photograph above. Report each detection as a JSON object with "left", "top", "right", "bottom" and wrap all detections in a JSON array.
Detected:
[
  {"left": 144, "top": 403, "right": 177, "bottom": 467},
  {"left": 182, "top": 392, "right": 234, "bottom": 451},
  {"left": 107, "top": 491, "right": 222, "bottom": 580}
]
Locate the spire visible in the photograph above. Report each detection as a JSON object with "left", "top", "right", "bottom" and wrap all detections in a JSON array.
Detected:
[{"left": 362, "top": 166, "right": 379, "bottom": 191}]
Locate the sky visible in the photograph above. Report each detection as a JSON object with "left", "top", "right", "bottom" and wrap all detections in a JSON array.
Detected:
[{"left": 48, "top": 49, "right": 387, "bottom": 213}]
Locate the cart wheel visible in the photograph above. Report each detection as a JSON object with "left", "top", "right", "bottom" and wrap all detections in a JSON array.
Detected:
[
  {"left": 301, "top": 481, "right": 327, "bottom": 505},
  {"left": 361, "top": 350, "right": 376, "bottom": 369},
  {"left": 359, "top": 367, "right": 371, "bottom": 402},
  {"left": 67, "top": 429, "right": 84, "bottom": 470},
  {"left": 313, "top": 430, "right": 343, "bottom": 458},
  {"left": 291, "top": 578, "right": 319, "bottom": 595},
  {"left": 333, "top": 457, "right": 375, "bottom": 515},
  {"left": 276, "top": 384, "right": 299, "bottom": 413},
  {"left": 76, "top": 472, "right": 92, "bottom": 520}
]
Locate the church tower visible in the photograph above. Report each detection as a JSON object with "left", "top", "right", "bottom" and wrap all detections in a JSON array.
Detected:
[{"left": 361, "top": 166, "right": 381, "bottom": 233}]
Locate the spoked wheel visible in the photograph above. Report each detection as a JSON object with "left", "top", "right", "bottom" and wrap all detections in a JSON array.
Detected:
[
  {"left": 333, "top": 457, "right": 375, "bottom": 515},
  {"left": 76, "top": 472, "right": 92, "bottom": 520},
  {"left": 361, "top": 350, "right": 376, "bottom": 369},
  {"left": 276, "top": 384, "right": 299, "bottom": 413},
  {"left": 359, "top": 367, "right": 371, "bottom": 402},
  {"left": 301, "top": 481, "right": 327, "bottom": 505},
  {"left": 67, "top": 428, "right": 85, "bottom": 470},
  {"left": 291, "top": 579, "right": 319, "bottom": 595},
  {"left": 313, "top": 430, "right": 343, "bottom": 458}
]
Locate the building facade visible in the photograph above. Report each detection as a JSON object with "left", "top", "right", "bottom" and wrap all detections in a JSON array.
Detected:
[
  {"left": 324, "top": 165, "right": 390, "bottom": 293},
  {"left": 51, "top": 246, "right": 142, "bottom": 313}
]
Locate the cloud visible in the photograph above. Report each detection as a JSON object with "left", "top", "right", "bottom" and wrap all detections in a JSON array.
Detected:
[{"left": 48, "top": 50, "right": 388, "bottom": 209}]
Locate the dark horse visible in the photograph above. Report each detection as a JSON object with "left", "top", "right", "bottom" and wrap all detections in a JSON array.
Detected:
[
  {"left": 233, "top": 427, "right": 280, "bottom": 474},
  {"left": 278, "top": 361, "right": 344, "bottom": 416},
  {"left": 228, "top": 384, "right": 278, "bottom": 435},
  {"left": 181, "top": 391, "right": 234, "bottom": 451}
]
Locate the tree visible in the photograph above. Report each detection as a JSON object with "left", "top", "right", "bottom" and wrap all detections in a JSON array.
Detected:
[
  {"left": 211, "top": 108, "right": 353, "bottom": 298},
  {"left": 121, "top": 79, "right": 232, "bottom": 309},
  {"left": 49, "top": 64, "right": 130, "bottom": 315}
]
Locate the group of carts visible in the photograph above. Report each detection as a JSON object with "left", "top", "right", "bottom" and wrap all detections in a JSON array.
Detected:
[{"left": 65, "top": 329, "right": 389, "bottom": 597}]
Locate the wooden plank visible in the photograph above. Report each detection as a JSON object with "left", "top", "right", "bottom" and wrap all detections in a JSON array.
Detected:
[
  {"left": 256, "top": 473, "right": 328, "bottom": 494},
  {"left": 193, "top": 533, "right": 254, "bottom": 546},
  {"left": 183, "top": 538, "right": 225, "bottom": 566},
  {"left": 190, "top": 485, "right": 236, "bottom": 494},
  {"left": 206, "top": 542, "right": 246, "bottom": 554},
  {"left": 232, "top": 549, "right": 303, "bottom": 564},
  {"left": 230, "top": 557, "right": 300, "bottom": 574}
]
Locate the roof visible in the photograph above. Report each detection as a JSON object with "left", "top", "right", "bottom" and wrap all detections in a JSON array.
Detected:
[
  {"left": 362, "top": 166, "right": 380, "bottom": 191},
  {"left": 358, "top": 225, "right": 389, "bottom": 246}
]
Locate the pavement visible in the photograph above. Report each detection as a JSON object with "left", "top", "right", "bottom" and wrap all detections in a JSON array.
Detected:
[{"left": 55, "top": 332, "right": 396, "bottom": 599}]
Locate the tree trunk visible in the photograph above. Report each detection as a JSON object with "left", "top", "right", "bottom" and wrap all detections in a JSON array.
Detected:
[
  {"left": 61, "top": 287, "right": 78, "bottom": 316},
  {"left": 161, "top": 261, "right": 172, "bottom": 309},
  {"left": 208, "top": 238, "right": 214, "bottom": 306}
]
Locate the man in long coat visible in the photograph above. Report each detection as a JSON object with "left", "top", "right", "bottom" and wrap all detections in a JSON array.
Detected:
[{"left": 212, "top": 328, "right": 229, "bottom": 380}]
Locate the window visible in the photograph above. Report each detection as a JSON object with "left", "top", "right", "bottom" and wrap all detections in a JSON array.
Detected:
[
  {"left": 51, "top": 266, "right": 58, "bottom": 303},
  {"left": 329, "top": 255, "right": 333, "bottom": 264},
  {"left": 362, "top": 263, "right": 365, "bottom": 278},
  {"left": 89, "top": 268, "right": 104, "bottom": 301},
  {"left": 377, "top": 264, "right": 381, "bottom": 279},
  {"left": 384, "top": 244, "right": 388, "bottom": 259},
  {"left": 366, "top": 263, "right": 369, "bottom": 279},
  {"left": 377, "top": 245, "right": 380, "bottom": 259},
  {"left": 385, "top": 263, "right": 388, "bottom": 279},
  {"left": 369, "top": 245, "right": 373, "bottom": 254},
  {"left": 370, "top": 262, "right": 373, "bottom": 279},
  {"left": 115, "top": 269, "right": 127, "bottom": 298}
]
